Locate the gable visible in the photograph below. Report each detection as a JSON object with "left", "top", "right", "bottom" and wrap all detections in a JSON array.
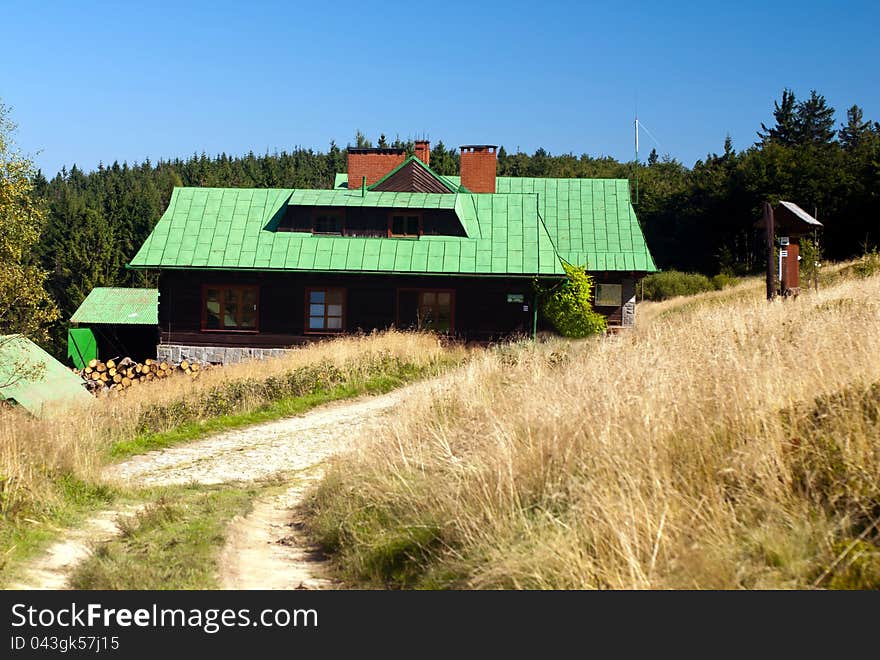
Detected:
[{"left": 370, "top": 158, "right": 459, "bottom": 193}]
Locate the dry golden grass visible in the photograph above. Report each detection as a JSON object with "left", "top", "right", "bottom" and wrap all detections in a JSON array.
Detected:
[
  {"left": 306, "top": 273, "right": 880, "bottom": 589},
  {"left": 0, "top": 331, "right": 459, "bottom": 522}
]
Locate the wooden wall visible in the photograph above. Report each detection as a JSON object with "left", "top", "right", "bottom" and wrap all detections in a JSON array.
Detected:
[
  {"left": 158, "top": 270, "right": 641, "bottom": 347},
  {"left": 159, "top": 270, "right": 543, "bottom": 347}
]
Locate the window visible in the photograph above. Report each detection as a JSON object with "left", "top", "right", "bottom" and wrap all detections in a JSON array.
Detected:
[
  {"left": 203, "top": 285, "right": 258, "bottom": 331},
  {"left": 595, "top": 283, "right": 623, "bottom": 307},
  {"left": 314, "top": 211, "right": 343, "bottom": 234},
  {"left": 418, "top": 291, "right": 452, "bottom": 331},
  {"left": 306, "top": 288, "right": 345, "bottom": 333},
  {"left": 397, "top": 289, "right": 454, "bottom": 333},
  {"left": 390, "top": 214, "right": 420, "bottom": 237}
]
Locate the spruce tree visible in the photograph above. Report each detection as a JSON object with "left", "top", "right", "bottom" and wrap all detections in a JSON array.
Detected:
[
  {"left": 838, "top": 105, "right": 874, "bottom": 150},
  {"left": 795, "top": 90, "right": 836, "bottom": 144},
  {"left": 758, "top": 89, "right": 799, "bottom": 145}
]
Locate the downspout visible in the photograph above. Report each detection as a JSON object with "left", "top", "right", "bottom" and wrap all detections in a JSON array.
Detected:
[{"left": 361, "top": 176, "right": 366, "bottom": 198}]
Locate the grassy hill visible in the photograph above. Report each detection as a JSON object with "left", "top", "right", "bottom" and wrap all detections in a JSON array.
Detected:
[{"left": 304, "top": 266, "right": 880, "bottom": 589}]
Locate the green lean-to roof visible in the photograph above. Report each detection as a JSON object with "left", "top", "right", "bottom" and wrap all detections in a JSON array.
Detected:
[
  {"left": 70, "top": 287, "right": 159, "bottom": 325},
  {"left": 0, "top": 335, "right": 92, "bottom": 417},
  {"left": 129, "top": 187, "right": 563, "bottom": 276}
]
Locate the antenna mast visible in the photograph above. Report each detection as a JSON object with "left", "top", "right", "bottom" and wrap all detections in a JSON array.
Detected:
[{"left": 634, "top": 114, "right": 640, "bottom": 206}]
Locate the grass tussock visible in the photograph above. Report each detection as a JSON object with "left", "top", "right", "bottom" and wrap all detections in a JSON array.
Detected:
[
  {"left": 68, "top": 484, "right": 262, "bottom": 590},
  {"left": 0, "top": 330, "right": 463, "bottom": 568},
  {"left": 304, "top": 274, "right": 880, "bottom": 589}
]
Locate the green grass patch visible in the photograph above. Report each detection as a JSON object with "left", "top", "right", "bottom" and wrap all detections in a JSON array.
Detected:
[
  {"left": 303, "top": 470, "right": 449, "bottom": 588},
  {"left": 68, "top": 483, "right": 269, "bottom": 590},
  {"left": 0, "top": 476, "right": 119, "bottom": 586},
  {"left": 109, "top": 370, "right": 423, "bottom": 460}
]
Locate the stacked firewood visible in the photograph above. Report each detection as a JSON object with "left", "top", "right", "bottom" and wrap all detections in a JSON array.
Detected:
[{"left": 74, "top": 357, "right": 206, "bottom": 395}]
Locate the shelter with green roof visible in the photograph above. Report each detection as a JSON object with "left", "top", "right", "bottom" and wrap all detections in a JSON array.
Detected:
[
  {"left": 68, "top": 287, "right": 159, "bottom": 368},
  {"left": 0, "top": 335, "right": 91, "bottom": 417},
  {"left": 128, "top": 142, "right": 656, "bottom": 363}
]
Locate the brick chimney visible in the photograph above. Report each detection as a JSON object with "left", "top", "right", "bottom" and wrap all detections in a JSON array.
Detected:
[
  {"left": 414, "top": 140, "right": 430, "bottom": 166},
  {"left": 347, "top": 147, "right": 406, "bottom": 188},
  {"left": 460, "top": 145, "right": 497, "bottom": 193}
]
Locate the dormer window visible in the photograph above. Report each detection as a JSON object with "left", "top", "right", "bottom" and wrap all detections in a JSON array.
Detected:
[
  {"left": 314, "top": 210, "right": 343, "bottom": 235},
  {"left": 390, "top": 213, "right": 420, "bottom": 237},
  {"left": 275, "top": 206, "right": 464, "bottom": 237}
]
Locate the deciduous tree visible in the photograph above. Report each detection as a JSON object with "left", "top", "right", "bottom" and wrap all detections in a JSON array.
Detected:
[{"left": 0, "top": 102, "right": 59, "bottom": 342}]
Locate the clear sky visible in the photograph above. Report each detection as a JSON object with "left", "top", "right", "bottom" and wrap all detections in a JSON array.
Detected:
[{"left": 3, "top": 0, "right": 878, "bottom": 176}]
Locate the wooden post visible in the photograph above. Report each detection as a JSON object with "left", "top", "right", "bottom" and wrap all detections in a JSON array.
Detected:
[{"left": 764, "top": 202, "right": 776, "bottom": 301}]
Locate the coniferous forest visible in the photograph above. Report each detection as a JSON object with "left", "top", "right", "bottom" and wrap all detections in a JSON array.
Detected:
[{"left": 15, "top": 89, "right": 880, "bottom": 356}]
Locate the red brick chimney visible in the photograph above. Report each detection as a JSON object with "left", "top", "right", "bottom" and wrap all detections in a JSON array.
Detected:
[
  {"left": 347, "top": 147, "right": 406, "bottom": 188},
  {"left": 460, "top": 145, "right": 497, "bottom": 193},
  {"left": 414, "top": 140, "right": 430, "bottom": 166}
]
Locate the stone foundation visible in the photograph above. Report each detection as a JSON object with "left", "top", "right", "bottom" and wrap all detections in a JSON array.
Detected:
[
  {"left": 622, "top": 294, "right": 636, "bottom": 327},
  {"left": 156, "top": 344, "right": 294, "bottom": 365}
]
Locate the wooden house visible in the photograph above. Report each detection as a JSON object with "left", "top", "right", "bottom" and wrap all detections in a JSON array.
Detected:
[{"left": 128, "top": 142, "right": 657, "bottom": 363}]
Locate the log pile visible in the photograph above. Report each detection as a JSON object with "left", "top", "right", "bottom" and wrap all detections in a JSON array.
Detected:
[{"left": 74, "top": 357, "right": 207, "bottom": 395}]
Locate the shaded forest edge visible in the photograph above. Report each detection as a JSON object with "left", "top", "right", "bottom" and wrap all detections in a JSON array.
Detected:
[{"left": 9, "top": 89, "right": 880, "bottom": 356}]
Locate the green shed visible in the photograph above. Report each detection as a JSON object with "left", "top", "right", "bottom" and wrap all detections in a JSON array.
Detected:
[
  {"left": 0, "top": 335, "right": 92, "bottom": 417},
  {"left": 68, "top": 288, "right": 159, "bottom": 368}
]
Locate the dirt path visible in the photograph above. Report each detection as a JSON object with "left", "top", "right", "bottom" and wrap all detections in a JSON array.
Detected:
[
  {"left": 103, "top": 388, "right": 410, "bottom": 487},
  {"left": 7, "top": 506, "right": 143, "bottom": 590},
  {"left": 219, "top": 472, "right": 337, "bottom": 590},
  {"left": 9, "top": 378, "right": 445, "bottom": 590}
]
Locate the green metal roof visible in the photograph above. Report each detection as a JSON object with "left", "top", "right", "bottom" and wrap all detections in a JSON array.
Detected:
[
  {"left": 130, "top": 172, "right": 657, "bottom": 276},
  {"left": 495, "top": 177, "right": 656, "bottom": 272},
  {"left": 129, "top": 187, "right": 563, "bottom": 276},
  {"left": 0, "top": 335, "right": 92, "bottom": 417},
  {"left": 334, "top": 174, "right": 657, "bottom": 272},
  {"left": 70, "top": 287, "right": 159, "bottom": 325}
]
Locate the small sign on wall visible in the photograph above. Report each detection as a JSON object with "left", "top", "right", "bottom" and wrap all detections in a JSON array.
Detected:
[{"left": 507, "top": 293, "right": 525, "bottom": 303}]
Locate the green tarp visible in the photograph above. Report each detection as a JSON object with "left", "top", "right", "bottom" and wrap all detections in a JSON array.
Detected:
[{"left": 67, "top": 327, "right": 98, "bottom": 370}]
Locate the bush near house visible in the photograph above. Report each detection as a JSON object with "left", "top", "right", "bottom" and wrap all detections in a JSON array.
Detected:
[
  {"left": 539, "top": 264, "right": 607, "bottom": 337},
  {"left": 639, "top": 270, "right": 739, "bottom": 301}
]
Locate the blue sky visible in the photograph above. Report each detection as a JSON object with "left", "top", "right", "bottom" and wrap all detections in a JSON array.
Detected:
[{"left": 3, "top": 1, "right": 878, "bottom": 176}]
